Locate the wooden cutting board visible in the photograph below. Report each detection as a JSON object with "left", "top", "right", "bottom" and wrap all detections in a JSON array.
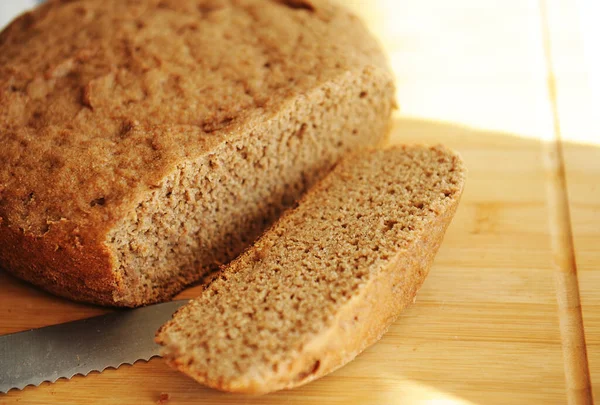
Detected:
[{"left": 1, "top": 1, "right": 597, "bottom": 404}]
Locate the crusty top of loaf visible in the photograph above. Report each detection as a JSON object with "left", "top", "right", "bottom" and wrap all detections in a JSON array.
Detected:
[{"left": 0, "top": 0, "right": 391, "bottom": 239}]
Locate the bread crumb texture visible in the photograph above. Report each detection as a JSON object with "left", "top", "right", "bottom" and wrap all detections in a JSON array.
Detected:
[
  {"left": 157, "top": 145, "right": 466, "bottom": 394},
  {"left": 0, "top": 0, "right": 395, "bottom": 305}
]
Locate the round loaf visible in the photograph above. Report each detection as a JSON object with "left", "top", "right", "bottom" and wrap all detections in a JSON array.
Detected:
[{"left": 0, "top": 0, "right": 395, "bottom": 306}]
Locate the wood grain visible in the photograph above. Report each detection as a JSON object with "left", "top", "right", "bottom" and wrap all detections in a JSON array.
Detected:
[
  {"left": 1, "top": 0, "right": 595, "bottom": 404},
  {"left": 539, "top": 1, "right": 593, "bottom": 402},
  {"left": 543, "top": 0, "right": 599, "bottom": 403}
]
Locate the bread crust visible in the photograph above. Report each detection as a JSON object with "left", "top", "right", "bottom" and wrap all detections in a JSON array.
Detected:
[{"left": 0, "top": 218, "right": 120, "bottom": 305}]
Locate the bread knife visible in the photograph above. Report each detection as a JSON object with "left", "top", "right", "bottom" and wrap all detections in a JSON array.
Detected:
[{"left": 0, "top": 299, "right": 188, "bottom": 393}]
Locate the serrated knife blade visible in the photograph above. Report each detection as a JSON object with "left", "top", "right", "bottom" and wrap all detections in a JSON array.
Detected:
[{"left": 0, "top": 299, "right": 188, "bottom": 393}]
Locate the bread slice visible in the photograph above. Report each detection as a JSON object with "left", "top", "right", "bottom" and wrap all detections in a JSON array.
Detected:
[
  {"left": 156, "top": 145, "right": 466, "bottom": 394},
  {"left": 0, "top": 0, "right": 395, "bottom": 306}
]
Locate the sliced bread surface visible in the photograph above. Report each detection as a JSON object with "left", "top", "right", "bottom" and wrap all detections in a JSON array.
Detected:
[
  {"left": 156, "top": 145, "right": 467, "bottom": 394},
  {"left": 0, "top": 0, "right": 395, "bottom": 306}
]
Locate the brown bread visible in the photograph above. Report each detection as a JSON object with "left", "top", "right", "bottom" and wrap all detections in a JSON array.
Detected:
[
  {"left": 157, "top": 145, "right": 466, "bottom": 394},
  {"left": 0, "top": 0, "right": 395, "bottom": 306}
]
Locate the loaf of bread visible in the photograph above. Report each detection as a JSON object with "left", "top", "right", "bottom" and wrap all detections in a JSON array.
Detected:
[
  {"left": 0, "top": 0, "right": 395, "bottom": 306},
  {"left": 157, "top": 145, "right": 466, "bottom": 394}
]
